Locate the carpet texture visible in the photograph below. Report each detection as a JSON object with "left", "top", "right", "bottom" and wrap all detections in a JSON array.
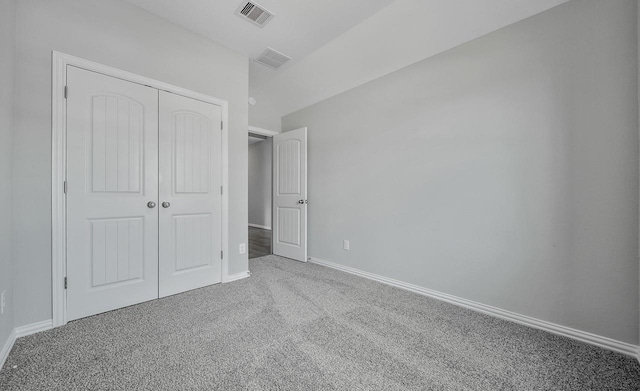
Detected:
[{"left": 1, "top": 255, "right": 640, "bottom": 390}]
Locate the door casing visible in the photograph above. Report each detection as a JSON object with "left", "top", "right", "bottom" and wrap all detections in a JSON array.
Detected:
[{"left": 52, "top": 51, "right": 230, "bottom": 327}]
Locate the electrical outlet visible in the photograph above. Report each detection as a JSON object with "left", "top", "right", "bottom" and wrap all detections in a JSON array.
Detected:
[
  {"left": 343, "top": 240, "right": 350, "bottom": 251},
  {"left": 0, "top": 290, "right": 6, "bottom": 315},
  {"left": 239, "top": 243, "right": 246, "bottom": 254}
]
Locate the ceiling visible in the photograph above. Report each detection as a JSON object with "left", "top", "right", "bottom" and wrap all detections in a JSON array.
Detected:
[
  {"left": 123, "top": 0, "right": 396, "bottom": 85},
  {"left": 124, "top": 0, "right": 571, "bottom": 131},
  {"left": 251, "top": 0, "right": 571, "bottom": 129}
]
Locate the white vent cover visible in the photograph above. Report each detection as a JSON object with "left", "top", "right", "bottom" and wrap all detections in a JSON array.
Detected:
[
  {"left": 235, "top": 1, "right": 274, "bottom": 28},
  {"left": 255, "top": 47, "right": 291, "bottom": 70}
]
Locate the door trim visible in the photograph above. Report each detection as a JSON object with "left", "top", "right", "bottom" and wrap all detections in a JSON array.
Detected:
[
  {"left": 248, "top": 125, "right": 279, "bottom": 137},
  {"left": 51, "top": 51, "right": 230, "bottom": 327}
]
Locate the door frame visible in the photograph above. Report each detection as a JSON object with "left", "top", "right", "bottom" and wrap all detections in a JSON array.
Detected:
[
  {"left": 247, "top": 126, "right": 277, "bottom": 257},
  {"left": 248, "top": 125, "right": 279, "bottom": 138},
  {"left": 52, "top": 51, "right": 230, "bottom": 327}
]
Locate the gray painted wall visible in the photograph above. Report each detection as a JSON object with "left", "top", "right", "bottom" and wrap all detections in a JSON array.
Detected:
[
  {"left": 283, "top": 0, "right": 639, "bottom": 344},
  {"left": 0, "top": 0, "right": 16, "bottom": 352},
  {"left": 249, "top": 88, "right": 281, "bottom": 132},
  {"left": 248, "top": 139, "right": 272, "bottom": 228},
  {"left": 13, "top": 0, "right": 249, "bottom": 327}
]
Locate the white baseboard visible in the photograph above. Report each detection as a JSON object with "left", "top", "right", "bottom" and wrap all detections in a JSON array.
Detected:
[
  {"left": 308, "top": 257, "right": 638, "bottom": 358},
  {"left": 15, "top": 320, "right": 53, "bottom": 338},
  {"left": 248, "top": 223, "right": 271, "bottom": 230},
  {"left": 0, "top": 329, "right": 16, "bottom": 370},
  {"left": 0, "top": 319, "right": 53, "bottom": 370},
  {"left": 226, "top": 271, "right": 250, "bottom": 283}
]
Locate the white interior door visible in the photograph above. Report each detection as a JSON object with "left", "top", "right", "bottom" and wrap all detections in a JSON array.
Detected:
[
  {"left": 158, "top": 91, "right": 223, "bottom": 297},
  {"left": 66, "top": 66, "right": 159, "bottom": 321},
  {"left": 272, "top": 127, "right": 307, "bottom": 262}
]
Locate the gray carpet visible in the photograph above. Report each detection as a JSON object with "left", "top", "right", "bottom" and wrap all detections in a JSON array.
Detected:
[{"left": 1, "top": 255, "right": 640, "bottom": 390}]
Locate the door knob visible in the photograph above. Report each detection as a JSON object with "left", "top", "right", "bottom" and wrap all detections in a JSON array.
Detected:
[
  {"left": 298, "top": 200, "right": 308, "bottom": 205},
  {"left": 147, "top": 201, "right": 157, "bottom": 208},
  {"left": 162, "top": 201, "right": 171, "bottom": 208}
]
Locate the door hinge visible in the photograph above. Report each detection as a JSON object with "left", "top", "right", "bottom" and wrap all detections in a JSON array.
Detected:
[
  {"left": 63, "top": 181, "right": 67, "bottom": 194},
  {"left": 220, "top": 121, "right": 223, "bottom": 130},
  {"left": 220, "top": 186, "right": 223, "bottom": 195},
  {"left": 220, "top": 250, "right": 224, "bottom": 259},
  {"left": 64, "top": 86, "right": 68, "bottom": 99},
  {"left": 64, "top": 277, "right": 68, "bottom": 289}
]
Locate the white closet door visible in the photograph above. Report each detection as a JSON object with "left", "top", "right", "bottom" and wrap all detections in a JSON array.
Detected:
[
  {"left": 272, "top": 127, "right": 307, "bottom": 262},
  {"left": 158, "top": 91, "right": 223, "bottom": 297},
  {"left": 66, "top": 66, "right": 159, "bottom": 321}
]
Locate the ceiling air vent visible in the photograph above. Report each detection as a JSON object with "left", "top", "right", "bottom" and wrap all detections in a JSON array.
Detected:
[
  {"left": 255, "top": 47, "right": 291, "bottom": 70},
  {"left": 235, "top": 1, "right": 275, "bottom": 28}
]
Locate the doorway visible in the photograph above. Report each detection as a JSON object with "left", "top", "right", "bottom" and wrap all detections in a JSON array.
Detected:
[
  {"left": 247, "top": 126, "right": 308, "bottom": 262},
  {"left": 248, "top": 127, "right": 275, "bottom": 259}
]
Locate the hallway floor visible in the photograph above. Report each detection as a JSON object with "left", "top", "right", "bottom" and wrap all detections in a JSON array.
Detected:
[{"left": 249, "top": 226, "right": 271, "bottom": 259}]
